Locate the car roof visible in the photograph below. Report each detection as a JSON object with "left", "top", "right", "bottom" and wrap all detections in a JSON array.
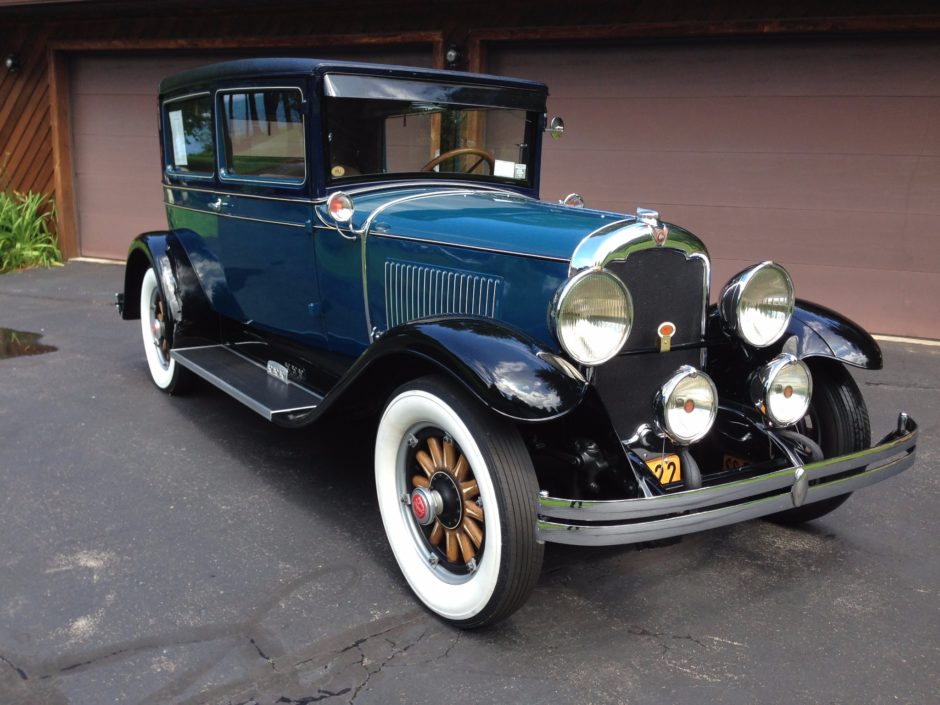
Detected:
[{"left": 159, "top": 57, "right": 548, "bottom": 97}]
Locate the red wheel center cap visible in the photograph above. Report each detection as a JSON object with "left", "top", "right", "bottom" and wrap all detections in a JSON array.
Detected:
[{"left": 412, "top": 493, "right": 428, "bottom": 522}]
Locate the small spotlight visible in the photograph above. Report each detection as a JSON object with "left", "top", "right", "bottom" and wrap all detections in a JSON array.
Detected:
[
  {"left": 444, "top": 45, "right": 461, "bottom": 69},
  {"left": 4, "top": 54, "right": 20, "bottom": 73}
]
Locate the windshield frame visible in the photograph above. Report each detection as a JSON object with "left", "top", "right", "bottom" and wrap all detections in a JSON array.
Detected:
[{"left": 319, "top": 73, "right": 546, "bottom": 193}]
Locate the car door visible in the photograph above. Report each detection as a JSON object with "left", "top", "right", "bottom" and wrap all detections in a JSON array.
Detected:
[{"left": 212, "top": 82, "right": 323, "bottom": 346}]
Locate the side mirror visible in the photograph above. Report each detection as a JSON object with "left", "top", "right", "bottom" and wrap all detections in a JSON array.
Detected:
[{"left": 547, "top": 116, "right": 565, "bottom": 140}]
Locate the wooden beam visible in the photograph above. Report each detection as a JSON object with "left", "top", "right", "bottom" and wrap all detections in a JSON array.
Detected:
[
  {"left": 47, "top": 48, "right": 78, "bottom": 260},
  {"left": 49, "top": 30, "right": 443, "bottom": 52},
  {"left": 467, "top": 16, "right": 940, "bottom": 50}
]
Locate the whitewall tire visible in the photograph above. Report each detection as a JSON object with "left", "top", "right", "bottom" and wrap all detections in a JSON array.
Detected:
[
  {"left": 139, "top": 267, "right": 190, "bottom": 393},
  {"left": 375, "top": 376, "right": 543, "bottom": 628}
]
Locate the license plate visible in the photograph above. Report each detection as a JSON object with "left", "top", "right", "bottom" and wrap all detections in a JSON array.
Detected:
[{"left": 645, "top": 454, "right": 682, "bottom": 486}]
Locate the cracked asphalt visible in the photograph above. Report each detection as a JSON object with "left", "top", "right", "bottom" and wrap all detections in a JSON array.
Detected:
[{"left": 1, "top": 262, "right": 938, "bottom": 705}]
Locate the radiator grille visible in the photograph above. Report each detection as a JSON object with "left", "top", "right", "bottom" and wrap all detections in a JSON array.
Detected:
[
  {"left": 384, "top": 261, "right": 501, "bottom": 329},
  {"left": 595, "top": 248, "right": 709, "bottom": 440}
]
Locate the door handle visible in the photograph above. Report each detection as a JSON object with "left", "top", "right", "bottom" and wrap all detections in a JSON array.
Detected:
[{"left": 208, "top": 197, "right": 227, "bottom": 212}]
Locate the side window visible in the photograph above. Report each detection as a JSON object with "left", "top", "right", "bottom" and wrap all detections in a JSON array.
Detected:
[
  {"left": 219, "top": 88, "right": 305, "bottom": 184},
  {"left": 164, "top": 94, "right": 214, "bottom": 176}
]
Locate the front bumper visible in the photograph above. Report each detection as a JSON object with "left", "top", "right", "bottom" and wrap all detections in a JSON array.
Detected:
[{"left": 536, "top": 413, "right": 918, "bottom": 546}]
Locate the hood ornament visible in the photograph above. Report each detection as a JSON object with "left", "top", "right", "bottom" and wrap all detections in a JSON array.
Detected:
[{"left": 637, "top": 207, "right": 668, "bottom": 246}]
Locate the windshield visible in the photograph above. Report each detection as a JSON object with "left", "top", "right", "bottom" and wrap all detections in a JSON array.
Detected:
[{"left": 324, "top": 97, "right": 537, "bottom": 186}]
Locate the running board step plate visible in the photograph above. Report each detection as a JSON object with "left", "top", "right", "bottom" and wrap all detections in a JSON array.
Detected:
[{"left": 171, "top": 345, "right": 322, "bottom": 421}]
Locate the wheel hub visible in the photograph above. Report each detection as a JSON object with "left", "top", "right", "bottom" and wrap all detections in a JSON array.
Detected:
[{"left": 410, "top": 486, "right": 443, "bottom": 526}]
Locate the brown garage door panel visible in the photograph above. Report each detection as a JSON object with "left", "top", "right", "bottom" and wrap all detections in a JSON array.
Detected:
[
  {"left": 546, "top": 96, "right": 940, "bottom": 157},
  {"left": 504, "top": 41, "right": 940, "bottom": 99},
  {"left": 542, "top": 151, "right": 938, "bottom": 215},
  {"left": 492, "top": 40, "right": 940, "bottom": 338}
]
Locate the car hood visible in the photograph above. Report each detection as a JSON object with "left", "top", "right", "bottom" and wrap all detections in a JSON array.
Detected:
[{"left": 331, "top": 186, "right": 630, "bottom": 262}]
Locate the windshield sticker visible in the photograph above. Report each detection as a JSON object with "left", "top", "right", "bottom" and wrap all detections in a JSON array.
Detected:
[
  {"left": 494, "top": 159, "right": 515, "bottom": 178},
  {"left": 513, "top": 163, "right": 527, "bottom": 180},
  {"left": 168, "top": 110, "right": 188, "bottom": 166}
]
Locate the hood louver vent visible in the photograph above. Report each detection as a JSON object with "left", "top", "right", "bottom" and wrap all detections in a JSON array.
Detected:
[{"left": 384, "top": 261, "right": 501, "bottom": 329}]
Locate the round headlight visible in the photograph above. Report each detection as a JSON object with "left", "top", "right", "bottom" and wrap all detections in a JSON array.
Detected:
[
  {"left": 655, "top": 366, "right": 718, "bottom": 444},
  {"left": 552, "top": 269, "right": 633, "bottom": 365},
  {"left": 750, "top": 353, "right": 813, "bottom": 426},
  {"left": 720, "top": 262, "right": 794, "bottom": 348}
]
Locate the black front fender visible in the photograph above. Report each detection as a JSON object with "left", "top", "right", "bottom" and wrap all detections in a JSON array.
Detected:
[
  {"left": 328, "top": 318, "right": 589, "bottom": 423},
  {"left": 783, "top": 299, "right": 883, "bottom": 370}
]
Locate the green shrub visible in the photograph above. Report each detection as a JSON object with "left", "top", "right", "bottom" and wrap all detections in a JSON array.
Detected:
[{"left": 0, "top": 191, "right": 62, "bottom": 273}]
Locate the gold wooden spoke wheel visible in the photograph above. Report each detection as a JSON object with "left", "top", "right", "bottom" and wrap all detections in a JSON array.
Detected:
[{"left": 409, "top": 433, "right": 485, "bottom": 569}]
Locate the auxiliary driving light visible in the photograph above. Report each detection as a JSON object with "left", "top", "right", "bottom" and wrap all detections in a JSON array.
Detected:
[
  {"left": 655, "top": 366, "right": 718, "bottom": 444},
  {"left": 750, "top": 353, "right": 813, "bottom": 426}
]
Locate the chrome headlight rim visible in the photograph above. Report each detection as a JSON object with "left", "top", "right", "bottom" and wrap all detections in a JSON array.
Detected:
[
  {"left": 654, "top": 365, "right": 719, "bottom": 445},
  {"left": 551, "top": 267, "right": 634, "bottom": 366},
  {"left": 750, "top": 353, "right": 813, "bottom": 426},
  {"left": 719, "top": 261, "right": 795, "bottom": 348}
]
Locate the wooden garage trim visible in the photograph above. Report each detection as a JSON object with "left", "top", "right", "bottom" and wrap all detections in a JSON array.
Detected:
[
  {"left": 465, "top": 17, "right": 940, "bottom": 72},
  {"left": 47, "top": 30, "right": 444, "bottom": 259}
]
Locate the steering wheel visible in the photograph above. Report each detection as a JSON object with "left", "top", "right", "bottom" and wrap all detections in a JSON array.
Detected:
[{"left": 421, "top": 147, "right": 496, "bottom": 174}]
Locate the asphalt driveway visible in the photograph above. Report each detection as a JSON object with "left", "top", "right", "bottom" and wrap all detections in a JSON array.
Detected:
[{"left": 1, "top": 262, "right": 937, "bottom": 705}]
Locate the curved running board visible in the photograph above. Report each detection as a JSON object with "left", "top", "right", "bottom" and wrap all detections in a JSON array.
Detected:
[{"left": 171, "top": 345, "right": 322, "bottom": 421}]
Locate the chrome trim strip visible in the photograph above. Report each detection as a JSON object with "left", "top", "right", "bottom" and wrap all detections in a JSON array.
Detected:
[
  {"left": 164, "top": 202, "right": 306, "bottom": 229},
  {"left": 216, "top": 86, "right": 307, "bottom": 188},
  {"left": 163, "top": 184, "right": 316, "bottom": 205},
  {"left": 569, "top": 219, "right": 709, "bottom": 275},
  {"left": 336, "top": 181, "right": 534, "bottom": 200},
  {"left": 370, "top": 231, "right": 570, "bottom": 263},
  {"left": 535, "top": 414, "right": 917, "bottom": 546}
]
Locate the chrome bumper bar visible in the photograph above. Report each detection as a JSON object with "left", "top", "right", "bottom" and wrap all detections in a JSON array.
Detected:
[{"left": 536, "top": 413, "right": 918, "bottom": 546}]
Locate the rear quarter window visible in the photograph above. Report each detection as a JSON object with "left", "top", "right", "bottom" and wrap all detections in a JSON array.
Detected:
[{"left": 164, "top": 94, "right": 214, "bottom": 176}]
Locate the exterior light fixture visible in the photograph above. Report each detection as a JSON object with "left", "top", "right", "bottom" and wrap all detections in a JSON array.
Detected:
[{"left": 444, "top": 45, "right": 461, "bottom": 69}]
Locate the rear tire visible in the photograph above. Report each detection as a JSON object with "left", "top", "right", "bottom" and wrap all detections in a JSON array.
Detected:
[
  {"left": 374, "top": 375, "right": 543, "bottom": 628},
  {"left": 770, "top": 360, "right": 870, "bottom": 525},
  {"left": 139, "top": 267, "right": 193, "bottom": 394}
]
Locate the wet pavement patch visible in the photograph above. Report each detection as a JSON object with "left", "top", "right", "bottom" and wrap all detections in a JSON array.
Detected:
[{"left": 0, "top": 328, "right": 56, "bottom": 359}]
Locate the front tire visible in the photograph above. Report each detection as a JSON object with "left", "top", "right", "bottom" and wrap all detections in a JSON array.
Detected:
[
  {"left": 375, "top": 376, "right": 543, "bottom": 628},
  {"left": 139, "top": 267, "right": 192, "bottom": 394},
  {"left": 770, "top": 360, "right": 870, "bottom": 525}
]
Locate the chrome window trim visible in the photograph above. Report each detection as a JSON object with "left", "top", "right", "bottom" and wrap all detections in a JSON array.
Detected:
[
  {"left": 162, "top": 91, "right": 215, "bottom": 180},
  {"left": 216, "top": 86, "right": 307, "bottom": 188},
  {"left": 164, "top": 201, "right": 306, "bottom": 229}
]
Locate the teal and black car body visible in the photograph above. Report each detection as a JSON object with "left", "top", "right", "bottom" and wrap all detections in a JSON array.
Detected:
[{"left": 120, "top": 58, "right": 918, "bottom": 628}]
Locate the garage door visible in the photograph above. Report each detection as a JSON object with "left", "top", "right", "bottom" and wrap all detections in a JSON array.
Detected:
[
  {"left": 70, "top": 48, "right": 434, "bottom": 261},
  {"left": 489, "top": 39, "right": 940, "bottom": 339}
]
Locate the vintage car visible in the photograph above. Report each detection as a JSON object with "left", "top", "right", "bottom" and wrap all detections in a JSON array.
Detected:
[{"left": 118, "top": 58, "right": 918, "bottom": 628}]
